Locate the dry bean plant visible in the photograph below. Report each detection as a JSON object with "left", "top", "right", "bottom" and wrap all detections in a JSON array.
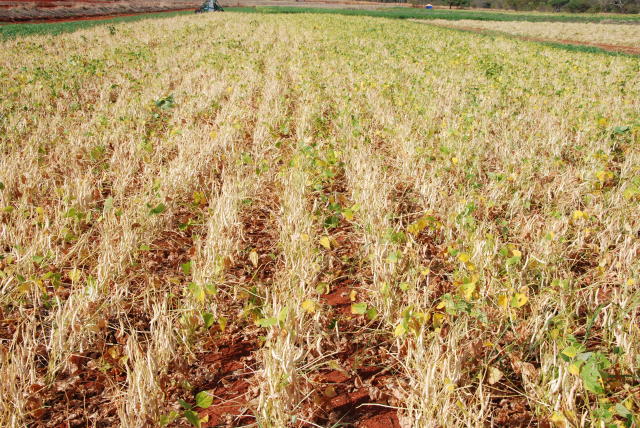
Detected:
[{"left": 427, "top": 19, "right": 640, "bottom": 50}]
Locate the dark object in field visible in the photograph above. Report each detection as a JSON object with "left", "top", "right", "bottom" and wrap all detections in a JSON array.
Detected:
[{"left": 195, "top": 0, "right": 224, "bottom": 13}]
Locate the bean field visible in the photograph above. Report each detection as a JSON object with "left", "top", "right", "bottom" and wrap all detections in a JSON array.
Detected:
[{"left": 1, "top": 11, "right": 639, "bottom": 427}]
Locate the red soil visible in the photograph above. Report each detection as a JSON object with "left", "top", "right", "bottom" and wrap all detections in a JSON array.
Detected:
[
  {"left": 2, "top": 8, "right": 193, "bottom": 23},
  {"left": 0, "top": 0, "right": 199, "bottom": 22}
]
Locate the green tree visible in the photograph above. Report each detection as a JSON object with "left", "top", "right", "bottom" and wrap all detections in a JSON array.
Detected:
[
  {"left": 549, "top": 0, "right": 569, "bottom": 10},
  {"left": 447, "top": 0, "right": 471, "bottom": 8}
]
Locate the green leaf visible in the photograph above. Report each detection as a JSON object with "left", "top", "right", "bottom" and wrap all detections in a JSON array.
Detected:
[
  {"left": 366, "top": 307, "right": 378, "bottom": 320},
  {"left": 204, "top": 283, "right": 217, "bottom": 296},
  {"left": 386, "top": 251, "right": 401, "bottom": 264},
  {"left": 596, "top": 353, "right": 612, "bottom": 370},
  {"left": 315, "top": 282, "right": 329, "bottom": 294},
  {"left": 278, "top": 306, "right": 289, "bottom": 323},
  {"left": 580, "top": 360, "right": 604, "bottom": 394},
  {"left": 0, "top": 182, "right": 4, "bottom": 191},
  {"left": 155, "top": 94, "right": 175, "bottom": 110},
  {"left": 183, "top": 409, "right": 201, "bottom": 428},
  {"left": 613, "top": 125, "right": 630, "bottom": 135},
  {"left": 561, "top": 345, "right": 579, "bottom": 359},
  {"left": 202, "top": 312, "right": 214, "bottom": 329},
  {"left": 256, "top": 317, "right": 278, "bottom": 328},
  {"left": 181, "top": 261, "right": 192, "bottom": 275},
  {"left": 615, "top": 403, "right": 632, "bottom": 419},
  {"left": 506, "top": 255, "right": 521, "bottom": 266},
  {"left": 351, "top": 302, "right": 367, "bottom": 315},
  {"left": 384, "top": 229, "right": 406, "bottom": 244},
  {"left": 178, "top": 399, "right": 192, "bottom": 410},
  {"left": 159, "top": 411, "right": 180, "bottom": 426},
  {"left": 195, "top": 391, "right": 213, "bottom": 409},
  {"left": 149, "top": 203, "right": 166, "bottom": 215},
  {"left": 188, "top": 282, "right": 205, "bottom": 303},
  {"left": 103, "top": 197, "right": 114, "bottom": 213},
  {"left": 323, "top": 215, "right": 340, "bottom": 229}
]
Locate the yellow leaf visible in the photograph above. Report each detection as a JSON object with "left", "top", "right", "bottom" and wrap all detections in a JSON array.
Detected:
[
  {"left": 561, "top": 346, "right": 578, "bottom": 358},
  {"left": 487, "top": 366, "right": 503, "bottom": 385},
  {"left": 445, "top": 378, "right": 455, "bottom": 392},
  {"left": 407, "top": 215, "right": 431, "bottom": 235},
  {"left": 420, "top": 268, "right": 430, "bottom": 276},
  {"left": 457, "top": 252, "right": 470, "bottom": 263},
  {"left": 218, "top": 317, "right": 227, "bottom": 332},
  {"left": 249, "top": 250, "right": 259, "bottom": 267},
  {"left": 497, "top": 294, "right": 508, "bottom": 308},
  {"left": 193, "top": 191, "right": 207, "bottom": 206},
  {"left": 510, "top": 293, "right": 528, "bottom": 308},
  {"left": 301, "top": 299, "right": 316, "bottom": 313},
  {"left": 511, "top": 249, "right": 522, "bottom": 258},
  {"left": 459, "top": 281, "right": 476, "bottom": 301},
  {"left": 394, "top": 322, "right": 406, "bottom": 337},
  {"left": 188, "top": 283, "right": 205, "bottom": 303},
  {"left": 568, "top": 363, "right": 580, "bottom": 376},
  {"left": 349, "top": 290, "right": 357, "bottom": 302},
  {"left": 572, "top": 210, "right": 587, "bottom": 221},
  {"left": 595, "top": 170, "right": 613, "bottom": 183},
  {"left": 451, "top": 157, "right": 459, "bottom": 165},
  {"left": 550, "top": 411, "right": 568, "bottom": 428},
  {"left": 324, "top": 386, "right": 337, "bottom": 398},
  {"left": 319, "top": 236, "right": 331, "bottom": 249},
  {"left": 327, "top": 360, "right": 349, "bottom": 376},
  {"left": 432, "top": 312, "right": 445, "bottom": 328},
  {"left": 68, "top": 268, "right": 82, "bottom": 283}
]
